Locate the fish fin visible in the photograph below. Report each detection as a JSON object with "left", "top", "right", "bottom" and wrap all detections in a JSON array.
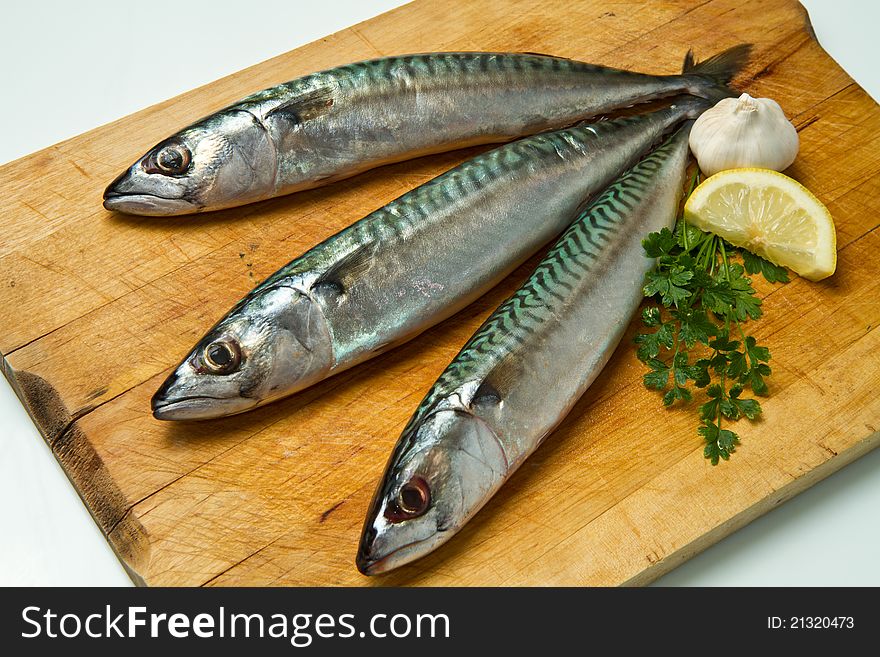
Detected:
[
  {"left": 516, "top": 51, "right": 567, "bottom": 60},
  {"left": 471, "top": 380, "right": 503, "bottom": 408},
  {"left": 682, "top": 44, "right": 752, "bottom": 101},
  {"left": 682, "top": 49, "right": 696, "bottom": 74},
  {"left": 267, "top": 84, "right": 336, "bottom": 124},
  {"left": 371, "top": 340, "right": 395, "bottom": 354},
  {"left": 312, "top": 242, "right": 377, "bottom": 297}
]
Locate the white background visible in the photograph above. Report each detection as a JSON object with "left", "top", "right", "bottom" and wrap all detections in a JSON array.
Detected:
[{"left": 0, "top": 0, "right": 877, "bottom": 586}]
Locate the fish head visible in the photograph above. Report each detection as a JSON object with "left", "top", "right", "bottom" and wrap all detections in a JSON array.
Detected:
[
  {"left": 357, "top": 407, "right": 508, "bottom": 575},
  {"left": 151, "top": 284, "right": 332, "bottom": 420},
  {"left": 103, "top": 109, "right": 276, "bottom": 216}
]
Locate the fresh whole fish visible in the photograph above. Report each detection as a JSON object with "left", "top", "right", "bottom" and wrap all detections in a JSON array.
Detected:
[
  {"left": 356, "top": 123, "right": 694, "bottom": 575},
  {"left": 104, "top": 47, "right": 749, "bottom": 215},
  {"left": 151, "top": 96, "right": 716, "bottom": 421}
]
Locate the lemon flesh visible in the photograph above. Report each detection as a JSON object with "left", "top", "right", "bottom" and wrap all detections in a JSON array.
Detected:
[{"left": 683, "top": 168, "right": 836, "bottom": 281}]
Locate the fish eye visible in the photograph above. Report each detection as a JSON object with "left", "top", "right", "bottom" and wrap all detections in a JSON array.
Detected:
[
  {"left": 396, "top": 477, "right": 431, "bottom": 517},
  {"left": 203, "top": 339, "right": 241, "bottom": 374},
  {"left": 144, "top": 142, "right": 191, "bottom": 175}
]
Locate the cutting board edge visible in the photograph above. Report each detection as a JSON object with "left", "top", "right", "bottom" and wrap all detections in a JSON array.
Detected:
[
  {"left": 1, "top": 0, "right": 876, "bottom": 588},
  {"left": 623, "top": 428, "right": 880, "bottom": 587},
  {"left": 1, "top": 359, "right": 147, "bottom": 586}
]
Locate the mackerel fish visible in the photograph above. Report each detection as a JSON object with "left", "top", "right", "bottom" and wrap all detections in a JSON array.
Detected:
[
  {"left": 357, "top": 123, "right": 694, "bottom": 575},
  {"left": 104, "top": 47, "right": 748, "bottom": 215}
]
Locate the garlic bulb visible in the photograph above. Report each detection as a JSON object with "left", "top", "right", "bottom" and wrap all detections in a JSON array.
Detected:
[{"left": 689, "top": 93, "right": 799, "bottom": 177}]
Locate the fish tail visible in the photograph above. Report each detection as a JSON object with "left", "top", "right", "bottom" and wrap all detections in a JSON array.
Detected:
[{"left": 681, "top": 43, "right": 752, "bottom": 102}]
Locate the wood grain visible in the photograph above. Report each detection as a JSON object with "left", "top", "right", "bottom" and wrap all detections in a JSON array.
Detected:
[{"left": 1, "top": 0, "right": 878, "bottom": 586}]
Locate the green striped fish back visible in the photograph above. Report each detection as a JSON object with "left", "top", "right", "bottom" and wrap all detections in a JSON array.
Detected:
[
  {"left": 403, "top": 131, "right": 683, "bottom": 430},
  {"left": 241, "top": 53, "right": 621, "bottom": 104}
]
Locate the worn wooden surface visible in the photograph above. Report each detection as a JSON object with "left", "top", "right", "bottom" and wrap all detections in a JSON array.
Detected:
[{"left": 1, "top": 0, "right": 878, "bottom": 586}]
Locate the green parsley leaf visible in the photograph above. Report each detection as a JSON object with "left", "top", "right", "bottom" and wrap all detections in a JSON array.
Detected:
[
  {"left": 663, "top": 385, "right": 692, "bottom": 406},
  {"left": 634, "top": 322, "right": 675, "bottom": 361},
  {"left": 708, "top": 351, "right": 730, "bottom": 374},
  {"left": 674, "top": 221, "right": 706, "bottom": 251},
  {"left": 641, "top": 306, "right": 661, "bottom": 327},
  {"left": 741, "top": 249, "right": 790, "bottom": 284},
  {"left": 719, "top": 397, "right": 740, "bottom": 419},
  {"left": 700, "top": 397, "right": 720, "bottom": 422},
  {"left": 642, "top": 228, "right": 678, "bottom": 258},
  {"left": 643, "top": 267, "right": 693, "bottom": 306},
  {"left": 700, "top": 421, "right": 740, "bottom": 465},
  {"left": 692, "top": 359, "right": 712, "bottom": 387},
  {"left": 733, "top": 396, "right": 762, "bottom": 420},
  {"left": 672, "top": 308, "right": 717, "bottom": 348},
  {"left": 728, "top": 264, "right": 763, "bottom": 321},
  {"left": 709, "top": 332, "right": 740, "bottom": 353},
  {"left": 700, "top": 280, "right": 737, "bottom": 316},
  {"left": 745, "top": 363, "right": 771, "bottom": 395},
  {"left": 643, "top": 359, "right": 670, "bottom": 389},
  {"left": 745, "top": 336, "right": 771, "bottom": 363},
  {"left": 726, "top": 350, "right": 748, "bottom": 378}
]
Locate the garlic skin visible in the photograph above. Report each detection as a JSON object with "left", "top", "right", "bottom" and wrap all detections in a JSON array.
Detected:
[{"left": 689, "top": 93, "right": 799, "bottom": 177}]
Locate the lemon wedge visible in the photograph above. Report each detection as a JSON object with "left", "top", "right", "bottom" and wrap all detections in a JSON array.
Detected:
[{"left": 683, "top": 168, "right": 836, "bottom": 281}]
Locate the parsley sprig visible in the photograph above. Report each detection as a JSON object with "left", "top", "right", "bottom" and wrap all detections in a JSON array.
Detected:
[{"left": 636, "top": 172, "right": 788, "bottom": 464}]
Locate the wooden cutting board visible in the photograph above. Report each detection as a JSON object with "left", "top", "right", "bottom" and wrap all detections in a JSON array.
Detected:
[{"left": 2, "top": 0, "right": 878, "bottom": 586}]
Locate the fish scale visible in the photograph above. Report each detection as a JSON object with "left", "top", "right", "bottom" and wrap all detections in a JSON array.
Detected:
[{"left": 358, "top": 124, "right": 694, "bottom": 574}]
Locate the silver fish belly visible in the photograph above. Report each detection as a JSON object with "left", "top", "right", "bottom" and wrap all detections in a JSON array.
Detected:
[
  {"left": 357, "top": 124, "right": 693, "bottom": 575},
  {"left": 151, "top": 102, "right": 706, "bottom": 421},
  {"left": 104, "top": 48, "right": 748, "bottom": 215}
]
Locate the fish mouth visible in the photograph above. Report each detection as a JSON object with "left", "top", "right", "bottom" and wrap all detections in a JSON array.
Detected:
[
  {"left": 356, "top": 538, "right": 431, "bottom": 576},
  {"left": 151, "top": 394, "right": 256, "bottom": 421},
  {"left": 103, "top": 191, "right": 198, "bottom": 216}
]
